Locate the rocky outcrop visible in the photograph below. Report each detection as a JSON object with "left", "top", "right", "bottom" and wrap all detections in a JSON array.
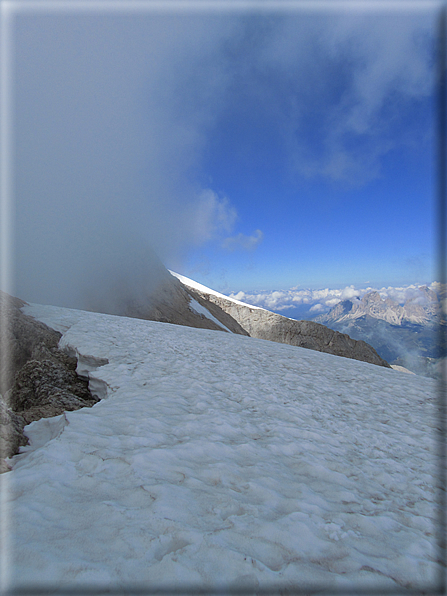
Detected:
[
  {"left": 0, "top": 291, "right": 99, "bottom": 472},
  {"left": 8, "top": 350, "right": 98, "bottom": 425},
  {"left": 182, "top": 285, "right": 390, "bottom": 368},
  {"left": 0, "top": 399, "right": 28, "bottom": 473},
  {"left": 316, "top": 287, "right": 440, "bottom": 327}
]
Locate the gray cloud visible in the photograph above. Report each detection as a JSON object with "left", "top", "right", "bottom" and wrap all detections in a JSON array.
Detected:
[
  {"left": 265, "top": 11, "right": 434, "bottom": 186},
  {"left": 12, "top": 12, "right": 242, "bottom": 308},
  {"left": 189, "top": 190, "right": 238, "bottom": 244}
]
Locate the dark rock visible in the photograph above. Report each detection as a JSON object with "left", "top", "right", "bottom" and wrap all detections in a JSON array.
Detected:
[
  {"left": 7, "top": 358, "right": 97, "bottom": 424},
  {"left": 0, "top": 292, "right": 62, "bottom": 397},
  {"left": 0, "top": 397, "right": 27, "bottom": 472},
  {"left": 124, "top": 275, "right": 231, "bottom": 332},
  {"left": 184, "top": 288, "right": 250, "bottom": 336}
]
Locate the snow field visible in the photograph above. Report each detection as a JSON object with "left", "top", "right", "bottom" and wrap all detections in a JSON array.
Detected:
[{"left": 1, "top": 303, "right": 443, "bottom": 593}]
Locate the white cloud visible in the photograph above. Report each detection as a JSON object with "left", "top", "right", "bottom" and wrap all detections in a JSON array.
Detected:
[
  {"left": 374, "top": 283, "right": 443, "bottom": 306},
  {"left": 309, "top": 303, "right": 325, "bottom": 313},
  {"left": 231, "top": 291, "right": 246, "bottom": 302},
  {"left": 222, "top": 229, "right": 264, "bottom": 252},
  {"left": 325, "top": 298, "right": 341, "bottom": 308},
  {"left": 290, "top": 291, "right": 313, "bottom": 304},
  {"left": 189, "top": 189, "right": 238, "bottom": 245},
  {"left": 340, "top": 286, "right": 361, "bottom": 300},
  {"left": 263, "top": 291, "right": 286, "bottom": 309}
]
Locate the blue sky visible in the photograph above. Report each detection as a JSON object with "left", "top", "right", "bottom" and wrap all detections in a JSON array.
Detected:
[{"left": 7, "top": 2, "right": 440, "bottom": 309}]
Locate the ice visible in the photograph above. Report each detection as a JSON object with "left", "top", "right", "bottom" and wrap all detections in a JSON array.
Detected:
[{"left": 1, "top": 303, "right": 444, "bottom": 593}]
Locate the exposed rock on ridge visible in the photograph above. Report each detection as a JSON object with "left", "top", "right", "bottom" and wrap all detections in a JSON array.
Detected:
[
  {"left": 180, "top": 283, "right": 390, "bottom": 368},
  {"left": 125, "top": 274, "right": 248, "bottom": 334}
]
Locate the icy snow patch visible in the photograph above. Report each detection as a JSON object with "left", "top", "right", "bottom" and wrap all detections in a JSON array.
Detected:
[
  {"left": 188, "top": 297, "right": 232, "bottom": 333},
  {"left": 21, "top": 303, "right": 88, "bottom": 334},
  {"left": 2, "top": 303, "right": 443, "bottom": 593}
]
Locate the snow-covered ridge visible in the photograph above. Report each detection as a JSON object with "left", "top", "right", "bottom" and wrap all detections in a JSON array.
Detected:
[
  {"left": 2, "top": 302, "right": 441, "bottom": 592},
  {"left": 169, "top": 271, "right": 263, "bottom": 310}
]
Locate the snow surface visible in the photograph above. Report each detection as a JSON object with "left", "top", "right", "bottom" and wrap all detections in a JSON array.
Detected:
[
  {"left": 1, "top": 303, "right": 444, "bottom": 593},
  {"left": 170, "top": 271, "right": 263, "bottom": 310}
]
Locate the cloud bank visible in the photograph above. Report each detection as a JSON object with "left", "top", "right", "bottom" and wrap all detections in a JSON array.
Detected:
[{"left": 229, "top": 282, "right": 441, "bottom": 318}]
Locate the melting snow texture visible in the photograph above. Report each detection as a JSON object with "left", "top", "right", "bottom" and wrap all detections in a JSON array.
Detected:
[{"left": 1, "top": 304, "right": 444, "bottom": 593}]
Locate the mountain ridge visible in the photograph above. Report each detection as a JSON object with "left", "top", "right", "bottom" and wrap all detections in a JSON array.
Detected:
[{"left": 171, "top": 272, "right": 390, "bottom": 368}]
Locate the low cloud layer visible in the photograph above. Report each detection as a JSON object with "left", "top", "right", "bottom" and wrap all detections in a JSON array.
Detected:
[{"left": 229, "top": 282, "right": 442, "bottom": 318}]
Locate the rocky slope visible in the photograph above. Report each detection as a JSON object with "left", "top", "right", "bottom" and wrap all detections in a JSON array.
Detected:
[
  {"left": 87, "top": 259, "right": 247, "bottom": 335},
  {"left": 172, "top": 273, "right": 390, "bottom": 368}
]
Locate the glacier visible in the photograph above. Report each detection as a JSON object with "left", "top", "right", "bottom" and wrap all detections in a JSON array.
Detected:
[{"left": 0, "top": 303, "right": 444, "bottom": 594}]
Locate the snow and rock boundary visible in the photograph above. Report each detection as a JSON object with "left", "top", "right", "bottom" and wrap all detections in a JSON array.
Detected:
[
  {"left": 171, "top": 273, "right": 391, "bottom": 369},
  {"left": 0, "top": 292, "right": 104, "bottom": 472}
]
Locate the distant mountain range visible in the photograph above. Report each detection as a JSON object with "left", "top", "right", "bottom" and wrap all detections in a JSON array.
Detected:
[
  {"left": 316, "top": 286, "right": 440, "bottom": 327},
  {"left": 315, "top": 286, "right": 444, "bottom": 378}
]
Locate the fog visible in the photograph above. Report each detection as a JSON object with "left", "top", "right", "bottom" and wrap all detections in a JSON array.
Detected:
[{"left": 12, "top": 12, "right": 242, "bottom": 309}]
